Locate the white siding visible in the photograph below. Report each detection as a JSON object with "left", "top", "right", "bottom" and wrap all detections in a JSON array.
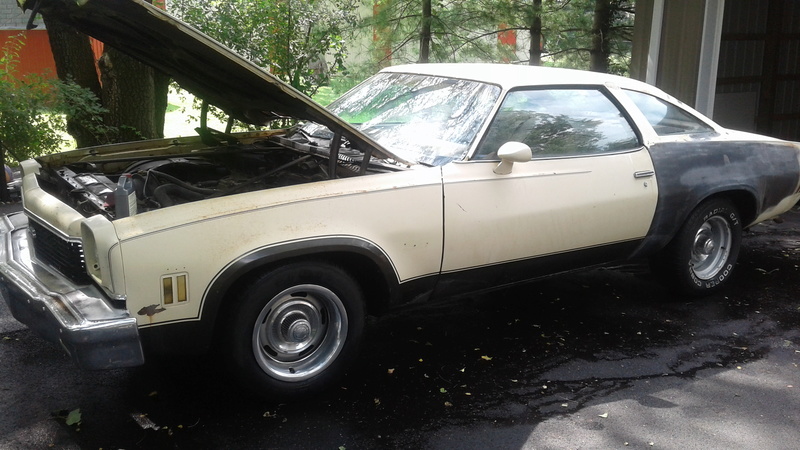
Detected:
[{"left": 0, "top": 2, "right": 32, "bottom": 30}]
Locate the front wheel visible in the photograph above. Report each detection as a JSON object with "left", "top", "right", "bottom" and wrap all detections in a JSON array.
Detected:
[
  {"left": 652, "top": 198, "right": 742, "bottom": 296},
  {"left": 227, "top": 262, "right": 364, "bottom": 398}
]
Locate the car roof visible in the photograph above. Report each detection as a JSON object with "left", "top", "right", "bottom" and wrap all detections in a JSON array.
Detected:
[{"left": 382, "top": 63, "right": 668, "bottom": 97}]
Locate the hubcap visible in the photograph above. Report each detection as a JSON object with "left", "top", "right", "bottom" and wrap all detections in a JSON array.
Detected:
[
  {"left": 252, "top": 285, "right": 348, "bottom": 382},
  {"left": 690, "top": 216, "right": 732, "bottom": 280}
]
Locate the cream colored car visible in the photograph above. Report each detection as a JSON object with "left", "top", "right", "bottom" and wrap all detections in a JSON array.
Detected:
[{"left": 2, "top": 0, "right": 800, "bottom": 397}]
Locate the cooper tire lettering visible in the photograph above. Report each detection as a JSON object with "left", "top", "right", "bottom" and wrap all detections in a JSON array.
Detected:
[{"left": 651, "top": 198, "right": 742, "bottom": 296}]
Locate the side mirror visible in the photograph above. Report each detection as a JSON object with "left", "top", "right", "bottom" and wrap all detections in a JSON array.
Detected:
[{"left": 493, "top": 141, "right": 532, "bottom": 175}]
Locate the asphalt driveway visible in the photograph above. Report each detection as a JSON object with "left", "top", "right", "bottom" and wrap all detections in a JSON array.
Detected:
[{"left": 1, "top": 201, "right": 798, "bottom": 449}]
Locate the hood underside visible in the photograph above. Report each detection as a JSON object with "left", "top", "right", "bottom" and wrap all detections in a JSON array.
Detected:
[{"left": 20, "top": 0, "right": 398, "bottom": 161}]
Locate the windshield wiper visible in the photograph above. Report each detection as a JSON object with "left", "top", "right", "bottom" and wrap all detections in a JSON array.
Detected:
[{"left": 291, "top": 127, "right": 320, "bottom": 145}]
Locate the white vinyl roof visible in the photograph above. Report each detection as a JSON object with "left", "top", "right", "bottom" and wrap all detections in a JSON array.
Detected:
[{"left": 382, "top": 63, "right": 664, "bottom": 97}]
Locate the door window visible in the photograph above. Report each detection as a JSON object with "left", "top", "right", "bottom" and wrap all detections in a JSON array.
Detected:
[{"left": 473, "top": 88, "right": 639, "bottom": 160}]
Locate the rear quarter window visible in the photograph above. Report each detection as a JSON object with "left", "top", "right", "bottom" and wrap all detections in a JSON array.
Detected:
[{"left": 623, "top": 90, "right": 715, "bottom": 136}]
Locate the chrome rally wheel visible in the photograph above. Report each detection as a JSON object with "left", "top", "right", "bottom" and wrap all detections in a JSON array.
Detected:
[
  {"left": 653, "top": 198, "right": 742, "bottom": 296},
  {"left": 228, "top": 263, "right": 364, "bottom": 398},
  {"left": 252, "top": 284, "right": 348, "bottom": 381},
  {"left": 689, "top": 215, "right": 733, "bottom": 281}
]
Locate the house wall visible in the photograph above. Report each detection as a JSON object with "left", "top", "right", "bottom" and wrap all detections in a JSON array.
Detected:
[
  {"left": 0, "top": 1, "right": 28, "bottom": 29},
  {"left": 654, "top": 0, "right": 706, "bottom": 107},
  {"left": 631, "top": 0, "right": 724, "bottom": 115},
  {"left": 0, "top": 1, "right": 56, "bottom": 76},
  {"left": 1, "top": 1, "right": 165, "bottom": 81},
  {"left": 0, "top": 29, "right": 58, "bottom": 79},
  {"left": 715, "top": 0, "right": 800, "bottom": 140},
  {"left": 1, "top": 2, "right": 57, "bottom": 79},
  {"left": 632, "top": 0, "right": 799, "bottom": 141}
]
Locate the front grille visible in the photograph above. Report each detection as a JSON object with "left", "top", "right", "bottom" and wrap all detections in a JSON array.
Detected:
[{"left": 29, "top": 219, "right": 91, "bottom": 284}]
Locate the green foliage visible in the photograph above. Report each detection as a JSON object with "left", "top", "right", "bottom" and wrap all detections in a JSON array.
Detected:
[
  {"left": 0, "top": 34, "right": 65, "bottom": 161},
  {"left": 171, "top": 0, "right": 359, "bottom": 97},
  {"left": 54, "top": 77, "right": 119, "bottom": 145},
  {"left": 313, "top": 62, "right": 381, "bottom": 105},
  {"left": 367, "top": 0, "right": 634, "bottom": 73},
  {"left": 369, "top": 0, "right": 495, "bottom": 64},
  {"left": 0, "top": 34, "right": 114, "bottom": 162}
]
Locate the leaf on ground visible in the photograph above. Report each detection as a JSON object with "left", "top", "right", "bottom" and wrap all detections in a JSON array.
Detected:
[
  {"left": 444, "top": 401, "right": 453, "bottom": 407},
  {"left": 439, "top": 387, "right": 447, "bottom": 394},
  {"left": 387, "top": 368, "right": 395, "bottom": 375},
  {"left": 598, "top": 412, "right": 608, "bottom": 418},
  {"left": 130, "top": 412, "right": 160, "bottom": 430},
  {"left": 480, "top": 355, "right": 492, "bottom": 361},
  {"left": 66, "top": 409, "right": 82, "bottom": 426}
]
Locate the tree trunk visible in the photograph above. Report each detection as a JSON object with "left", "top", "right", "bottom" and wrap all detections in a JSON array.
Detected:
[
  {"left": 528, "top": 0, "right": 543, "bottom": 66},
  {"left": 98, "top": 47, "right": 157, "bottom": 142},
  {"left": 419, "top": 0, "right": 432, "bottom": 63},
  {"left": 153, "top": 71, "right": 169, "bottom": 139},
  {"left": 42, "top": 0, "right": 166, "bottom": 145},
  {"left": 0, "top": 142, "right": 9, "bottom": 203},
  {"left": 41, "top": 15, "right": 103, "bottom": 148},
  {"left": 590, "top": 0, "right": 613, "bottom": 73}
]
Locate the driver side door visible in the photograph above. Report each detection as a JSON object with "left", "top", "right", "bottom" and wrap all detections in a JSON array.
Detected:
[{"left": 438, "top": 86, "right": 658, "bottom": 294}]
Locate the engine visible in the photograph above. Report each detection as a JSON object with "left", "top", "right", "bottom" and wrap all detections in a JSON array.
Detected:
[{"left": 36, "top": 146, "right": 333, "bottom": 220}]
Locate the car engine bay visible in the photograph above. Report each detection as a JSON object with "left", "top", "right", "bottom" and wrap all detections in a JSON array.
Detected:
[{"left": 34, "top": 134, "right": 396, "bottom": 220}]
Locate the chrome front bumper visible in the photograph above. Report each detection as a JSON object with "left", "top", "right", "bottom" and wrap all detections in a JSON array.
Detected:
[{"left": 0, "top": 212, "right": 144, "bottom": 369}]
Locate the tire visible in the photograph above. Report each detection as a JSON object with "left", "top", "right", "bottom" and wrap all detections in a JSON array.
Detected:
[
  {"left": 653, "top": 198, "right": 742, "bottom": 296},
  {"left": 227, "top": 262, "right": 364, "bottom": 398}
]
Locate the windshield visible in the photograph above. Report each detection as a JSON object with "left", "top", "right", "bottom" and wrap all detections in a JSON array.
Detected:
[{"left": 302, "top": 72, "right": 501, "bottom": 166}]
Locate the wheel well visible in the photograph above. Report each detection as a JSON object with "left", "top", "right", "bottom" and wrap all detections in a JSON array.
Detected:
[
  {"left": 212, "top": 252, "right": 393, "bottom": 342},
  {"left": 706, "top": 190, "right": 758, "bottom": 226}
]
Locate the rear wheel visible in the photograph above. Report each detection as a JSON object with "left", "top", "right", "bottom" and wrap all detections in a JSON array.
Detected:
[
  {"left": 653, "top": 198, "right": 742, "bottom": 296},
  {"left": 227, "top": 262, "right": 364, "bottom": 398}
]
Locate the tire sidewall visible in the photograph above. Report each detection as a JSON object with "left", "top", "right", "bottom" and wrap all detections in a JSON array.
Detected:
[
  {"left": 227, "top": 262, "right": 365, "bottom": 398},
  {"left": 672, "top": 199, "right": 742, "bottom": 295}
]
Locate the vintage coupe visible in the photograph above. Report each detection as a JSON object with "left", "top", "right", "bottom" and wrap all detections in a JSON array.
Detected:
[{"left": 2, "top": 0, "right": 799, "bottom": 396}]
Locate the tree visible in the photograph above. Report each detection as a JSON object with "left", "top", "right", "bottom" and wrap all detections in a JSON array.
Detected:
[
  {"left": 0, "top": 33, "right": 113, "bottom": 159},
  {"left": 26, "top": 0, "right": 169, "bottom": 146},
  {"left": 369, "top": 0, "right": 494, "bottom": 64},
  {"left": 0, "top": 34, "right": 110, "bottom": 200},
  {"left": 0, "top": 35, "right": 65, "bottom": 175},
  {"left": 366, "top": 0, "right": 634, "bottom": 74},
  {"left": 589, "top": 0, "right": 634, "bottom": 73},
  {"left": 419, "top": 0, "right": 432, "bottom": 62},
  {"left": 39, "top": 16, "right": 103, "bottom": 147},
  {"left": 170, "top": 0, "right": 359, "bottom": 97}
]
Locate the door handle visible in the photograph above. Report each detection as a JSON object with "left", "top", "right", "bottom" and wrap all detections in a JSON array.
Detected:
[{"left": 634, "top": 170, "right": 655, "bottom": 179}]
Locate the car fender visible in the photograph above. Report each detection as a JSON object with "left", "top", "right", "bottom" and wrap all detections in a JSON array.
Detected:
[{"left": 633, "top": 139, "right": 800, "bottom": 257}]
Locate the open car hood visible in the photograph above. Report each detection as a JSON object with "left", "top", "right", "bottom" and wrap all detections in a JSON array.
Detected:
[{"left": 20, "top": 0, "right": 402, "bottom": 162}]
